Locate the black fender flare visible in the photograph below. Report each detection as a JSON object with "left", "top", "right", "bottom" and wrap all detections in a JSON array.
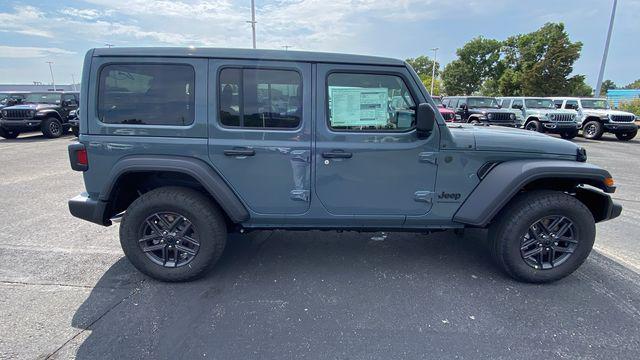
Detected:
[
  {"left": 453, "top": 160, "right": 614, "bottom": 227},
  {"left": 100, "top": 155, "right": 250, "bottom": 223},
  {"left": 37, "top": 109, "right": 63, "bottom": 121}
]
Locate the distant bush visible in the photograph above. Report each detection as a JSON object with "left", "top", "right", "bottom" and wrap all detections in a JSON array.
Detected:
[{"left": 617, "top": 98, "right": 640, "bottom": 116}]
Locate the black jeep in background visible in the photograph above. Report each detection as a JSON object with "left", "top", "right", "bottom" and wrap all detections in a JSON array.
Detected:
[
  {"left": 442, "top": 96, "right": 519, "bottom": 127},
  {"left": 0, "top": 92, "right": 79, "bottom": 139},
  {"left": 0, "top": 92, "right": 27, "bottom": 110}
]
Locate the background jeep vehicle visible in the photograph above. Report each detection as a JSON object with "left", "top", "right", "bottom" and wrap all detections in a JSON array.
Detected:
[
  {"left": 69, "top": 47, "right": 621, "bottom": 284},
  {"left": 0, "top": 91, "right": 79, "bottom": 139},
  {"left": 68, "top": 108, "right": 79, "bottom": 137},
  {"left": 499, "top": 97, "right": 579, "bottom": 139},
  {"left": 0, "top": 92, "right": 27, "bottom": 139},
  {"left": 442, "top": 96, "right": 518, "bottom": 127},
  {"left": 432, "top": 96, "right": 456, "bottom": 122},
  {"left": 552, "top": 97, "right": 638, "bottom": 141}
]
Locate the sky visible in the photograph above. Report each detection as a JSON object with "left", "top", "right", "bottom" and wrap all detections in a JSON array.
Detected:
[{"left": 0, "top": 0, "right": 638, "bottom": 88}]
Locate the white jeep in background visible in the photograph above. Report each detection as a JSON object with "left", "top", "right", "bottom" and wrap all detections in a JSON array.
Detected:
[{"left": 552, "top": 97, "right": 638, "bottom": 141}]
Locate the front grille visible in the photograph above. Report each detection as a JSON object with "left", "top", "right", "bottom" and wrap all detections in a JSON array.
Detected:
[
  {"left": 3, "top": 109, "right": 32, "bottom": 119},
  {"left": 488, "top": 112, "right": 513, "bottom": 122},
  {"left": 441, "top": 112, "right": 455, "bottom": 121},
  {"left": 611, "top": 115, "right": 635, "bottom": 122},
  {"left": 552, "top": 113, "right": 574, "bottom": 122}
]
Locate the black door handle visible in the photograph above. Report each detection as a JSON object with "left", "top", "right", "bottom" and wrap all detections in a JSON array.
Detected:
[
  {"left": 224, "top": 148, "right": 255, "bottom": 157},
  {"left": 322, "top": 150, "right": 352, "bottom": 159}
]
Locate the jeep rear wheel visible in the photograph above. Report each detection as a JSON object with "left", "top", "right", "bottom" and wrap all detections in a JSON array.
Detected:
[
  {"left": 525, "top": 120, "right": 543, "bottom": 132},
  {"left": 582, "top": 121, "right": 603, "bottom": 140},
  {"left": 0, "top": 128, "right": 20, "bottom": 139},
  {"left": 119, "top": 187, "right": 227, "bottom": 282},
  {"left": 615, "top": 128, "right": 637, "bottom": 141},
  {"left": 41, "top": 117, "right": 63, "bottom": 138},
  {"left": 489, "top": 191, "right": 595, "bottom": 283}
]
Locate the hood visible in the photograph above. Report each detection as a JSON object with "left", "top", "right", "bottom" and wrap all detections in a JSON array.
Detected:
[
  {"left": 448, "top": 124, "right": 579, "bottom": 157},
  {"left": 527, "top": 108, "right": 576, "bottom": 115},
  {"left": 583, "top": 108, "right": 634, "bottom": 116},
  {"left": 5, "top": 103, "right": 58, "bottom": 111},
  {"left": 438, "top": 107, "right": 455, "bottom": 114}
]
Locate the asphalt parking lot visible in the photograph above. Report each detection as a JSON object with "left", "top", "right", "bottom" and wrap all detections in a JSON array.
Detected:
[{"left": 1, "top": 133, "right": 640, "bottom": 359}]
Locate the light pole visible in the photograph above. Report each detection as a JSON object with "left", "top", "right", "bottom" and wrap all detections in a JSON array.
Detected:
[
  {"left": 595, "top": 0, "right": 617, "bottom": 97},
  {"left": 430, "top": 47, "right": 439, "bottom": 95},
  {"left": 71, "top": 74, "right": 77, "bottom": 91},
  {"left": 282, "top": 45, "right": 291, "bottom": 51},
  {"left": 247, "top": 0, "right": 257, "bottom": 49},
  {"left": 46, "top": 61, "right": 56, "bottom": 91},
  {"left": 104, "top": 43, "right": 114, "bottom": 48}
]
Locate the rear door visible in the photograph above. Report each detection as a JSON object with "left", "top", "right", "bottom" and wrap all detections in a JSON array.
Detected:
[
  {"left": 314, "top": 64, "right": 439, "bottom": 225},
  {"left": 208, "top": 60, "right": 312, "bottom": 215}
]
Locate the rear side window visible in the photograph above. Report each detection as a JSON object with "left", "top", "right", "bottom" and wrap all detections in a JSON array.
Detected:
[
  {"left": 327, "top": 72, "right": 415, "bottom": 131},
  {"left": 98, "top": 63, "right": 195, "bottom": 126},
  {"left": 218, "top": 68, "right": 302, "bottom": 129}
]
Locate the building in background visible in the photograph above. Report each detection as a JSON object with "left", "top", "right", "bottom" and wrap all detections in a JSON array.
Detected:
[
  {"left": 607, "top": 89, "right": 640, "bottom": 108},
  {"left": 0, "top": 84, "right": 79, "bottom": 92}
]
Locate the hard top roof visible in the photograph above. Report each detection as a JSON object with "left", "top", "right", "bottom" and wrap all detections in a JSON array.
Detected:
[{"left": 91, "top": 47, "right": 406, "bottom": 66}]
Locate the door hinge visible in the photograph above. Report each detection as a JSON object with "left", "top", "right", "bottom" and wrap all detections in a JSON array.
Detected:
[
  {"left": 419, "top": 152, "right": 438, "bottom": 165},
  {"left": 414, "top": 191, "right": 434, "bottom": 203}
]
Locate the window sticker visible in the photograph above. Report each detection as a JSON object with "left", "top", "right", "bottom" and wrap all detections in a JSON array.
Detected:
[{"left": 329, "top": 86, "right": 388, "bottom": 127}]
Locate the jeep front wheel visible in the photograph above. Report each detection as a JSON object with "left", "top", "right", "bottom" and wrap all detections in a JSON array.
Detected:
[
  {"left": 582, "top": 121, "right": 603, "bottom": 140},
  {"left": 119, "top": 187, "right": 227, "bottom": 282},
  {"left": 525, "top": 120, "right": 543, "bottom": 132},
  {"left": 615, "top": 128, "right": 637, "bottom": 141},
  {"left": 0, "top": 128, "right": 20, "bottom": 139},
  {"left": 489, "top": 191, "right": 595, "bottom": 283},
  {"left": 41, "top": 117, "right": 63, "bottom": 138}
]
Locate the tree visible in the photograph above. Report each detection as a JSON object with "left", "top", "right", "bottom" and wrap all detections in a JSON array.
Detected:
[
  {"left": 600, "top": 79, "right": 616, "bottom": 96},
  {"left": 567, "top": 75, "right": 593, "bottom": 96},
  {"left": 624, "top": 79, "right": 640, "bottom": 89},
  {"left": 501, "top": 23, "right": 583, "bottom": 96},
  {"left": 406, "top": 56, "right": 439, "bottom": 79},
  {"left": 442, "top": 37, "right": 502, "bottom": 95}
]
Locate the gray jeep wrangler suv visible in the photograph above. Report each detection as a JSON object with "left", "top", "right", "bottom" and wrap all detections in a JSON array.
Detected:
[{"left": 68, "top": 48, "right": 621, "bottom": 283}]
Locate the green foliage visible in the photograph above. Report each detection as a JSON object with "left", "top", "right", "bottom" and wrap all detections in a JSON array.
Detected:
[
  {"left": 406, "top": 56, "right": 439, "bottom": 79},
  {"left": 618, "top": 98, "right": 640, "bottom": 115},
  {"left": 418, "top": 74, "right": 442, "bottom": 95},
  {"left": 600, "top": 80, "right": 617, "bottom": 96},
  {"left": 443, "top": 22, "right": 588, "bottom": 97},
  {"left": 441, "top": 37, "right": 502, "bottom": 95},
  {"left": 624, "top": 79, "right": 640, "bottom": 89}
]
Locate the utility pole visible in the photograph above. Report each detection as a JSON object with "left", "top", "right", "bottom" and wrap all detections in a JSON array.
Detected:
[
  {"left": 247, "top": 0, "right": 257, "bottom": 49},
  {"left": 46, "top": 61, "right": 56, "bottom": 91},
  {"left": 71, "top": 74, "right": 77, "bottom": 91},
  {"left": 105, "top": 43, "right": 114, "bottom": 48},
  {"left": 282, "top": 45, "right": 291, "bottom": 51},
  {"left": 430, "top": 47, "right": 439, "bottom": 95},
  {"left": 595, "top": 0, "right": 617, "bottom": 97}
]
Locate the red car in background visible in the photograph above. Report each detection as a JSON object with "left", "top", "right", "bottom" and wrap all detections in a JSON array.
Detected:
[{"left": 432, "top": 96, "right": 456, "bottom": 122}]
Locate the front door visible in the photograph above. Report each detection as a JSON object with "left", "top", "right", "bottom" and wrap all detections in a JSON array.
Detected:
[
  {"left": 208, "top": 60, "right": 312, "bottom": 215},
  {"left": 314, "top": 64, "right": 439, "bottom": 224}
]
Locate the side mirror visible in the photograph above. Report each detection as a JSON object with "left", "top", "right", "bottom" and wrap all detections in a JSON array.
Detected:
[{"left": 416, "top": 103, "right": 436, "bottom": 138}]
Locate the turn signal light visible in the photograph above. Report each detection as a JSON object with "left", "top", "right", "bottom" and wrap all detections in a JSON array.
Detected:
[{"left": 604, "top": 177, "right": 615, "bottom": 187}]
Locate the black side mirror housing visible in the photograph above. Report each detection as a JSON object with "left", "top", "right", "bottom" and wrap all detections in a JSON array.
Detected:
[{"left": 416, "top": 103, "right": 436, "bottom": 138}]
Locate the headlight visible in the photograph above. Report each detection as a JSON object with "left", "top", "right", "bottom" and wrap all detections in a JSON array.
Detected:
[
  {"left": 487, "top": 113, "right": 493, "bottom": 120},
  {"left": 550, "top": 114, "right": 556, "bottom": 120},
  {"left": 510, "top": 113, "right": 515, "bottom": 120},
  {"left": 1, "top": 110, "right": 6, "bottom": 117},
  {"left": 28, "top": 110, "right": 35, "bottom": 117}
]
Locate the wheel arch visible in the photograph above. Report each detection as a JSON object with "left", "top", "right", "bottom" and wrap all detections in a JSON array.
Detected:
[
  {"left": 453, "top": 160, "right": 616, "bottom": 227},
  {"left": 101, "top": 155, "right": 250, "bottom": 225},
  {"left": 39, "top": 110, "right": 63, "bottom": 121}
]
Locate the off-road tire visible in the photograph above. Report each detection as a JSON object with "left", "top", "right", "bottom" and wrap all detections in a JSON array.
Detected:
[
  {"left": 582, "top": 120, "right": 604, "bottom": 140},
  {"left": 488, "top": 190, "right": 595, "bottom": 283},
  {"left": 41, "top": 117, "right": 63, "bottom": 138},
  {"left": 615, "top": 128, "right": 637, "bottom": 141},
  {"left": 120, "top": 186, "right": 227, "bottom": 282},
  {"left": 0, "top": 128, "right": 20, "bottom": 139},
  {"left": 560, "top": 130, "right": 578, "bottom": 140},
  {"left": 525, "top": 120, "right": 543, "bottom": 132}
]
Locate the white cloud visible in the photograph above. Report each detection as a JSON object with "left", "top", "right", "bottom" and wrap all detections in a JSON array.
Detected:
[
  {"left": 0, "top": 46, "right": 76, "bottom": 58},
  {"left": 59, "top": 7, "right": 110, "bottom": 20},
  {"left": 0, "top": 5, "right": 53, "bottom": 38}
]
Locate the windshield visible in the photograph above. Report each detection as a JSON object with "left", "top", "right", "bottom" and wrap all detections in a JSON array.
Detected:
[
  {"left": 24, "top": 93, "right": 61, "bottom": 104},
  {"left": 581, "top": 99, "right": 610, "bottom": 109},
  {"left": 525, "top": 99, "right": 554, "bottom": 109},
  {"left": 467, "top": 97, "right": 499, "bottom": 108}
]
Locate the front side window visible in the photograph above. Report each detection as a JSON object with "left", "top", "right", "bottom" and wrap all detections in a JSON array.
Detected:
[
  {"left": 218, "top": 68, "right": 302, "bottom": 129},
  {"left": 565, "top": 100, "right": 579, "bottom": 110},
  {"left": 500, "top": 99, "right": 511, "bottom": 108},
  {"left": 553, "top": 100, "right": 563, "bottom": 109},
  {"left": 327, "top": 73, "right": 415, "bottom": 131},
  {"left": 98, "top": 63, "right": 195, "bottom": 125},
  {"left": 63, "top": 94, "right": 77, "bottom": 105},
  {"left": 512, "top": 99, "right": 523, "bottom": 108}
]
